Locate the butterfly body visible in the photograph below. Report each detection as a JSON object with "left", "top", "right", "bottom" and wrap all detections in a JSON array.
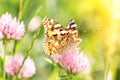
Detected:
[{"left": 42, "top": 17, "right": 82, "bottom": 55}]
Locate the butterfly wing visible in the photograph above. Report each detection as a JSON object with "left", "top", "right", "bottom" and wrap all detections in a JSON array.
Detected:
[
  {"left": 42, "top": 17, "right": 82, "bottom": 55},
  {"left": 66, "top": 19, "right": 82, "bottom": 46},
  {"left": 42, "top": 17, "right": 64, "bottom": 54}
]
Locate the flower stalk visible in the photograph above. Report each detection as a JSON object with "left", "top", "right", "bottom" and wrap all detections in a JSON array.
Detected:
[
  {"left": 58, "top": 74, "right": 75, "bottom": 80},
  {"left": 58, "top": 65, "right": 75, "bottom": 80},
  {"left": 16, "top": 23, "right": 41, "bottom": 78},
  {"left": 3, "top": 39, "right": 7, "bottom": 80},
  {"left": 13, "top": 0, "right": 24, "bottom": 54},
  {"left": 18, "top": 0, "right": 24, "bottom": 20}
]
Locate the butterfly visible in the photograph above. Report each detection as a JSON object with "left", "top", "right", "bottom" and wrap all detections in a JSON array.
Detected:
[{"left": 42, "top": 17, "right": 82, "bottom": 55}]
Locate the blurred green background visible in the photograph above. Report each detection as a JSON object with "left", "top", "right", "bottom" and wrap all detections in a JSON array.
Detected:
[{"left": 0, "top": 0, "right": 120, "bottom": 80}]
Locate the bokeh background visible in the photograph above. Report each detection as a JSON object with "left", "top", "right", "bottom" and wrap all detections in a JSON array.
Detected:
[{"left": 0, "top": 0, "right": 120, "bottom": 80}]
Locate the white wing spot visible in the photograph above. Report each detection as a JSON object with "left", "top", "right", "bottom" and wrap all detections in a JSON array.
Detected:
[
  {"left": 72, "top": 30, "right": 77, "bottom": 34},
  {"left": 61, "top": 30, "right": 68, "bottom": 34},
  {"left": 48, "top": 25, "right": 52, "bottom": 28},
  {"left": 67, "top": 25, "right": 70, "bottom": 29},
  {"left": 50, "top": 19, "right": 54, "bottom": 23},
  {"left": 71, "top": 24, "right": 77, "bottom": 28},
  {"left": 54, "top": 24, "right": 61, "bottom": 28}
]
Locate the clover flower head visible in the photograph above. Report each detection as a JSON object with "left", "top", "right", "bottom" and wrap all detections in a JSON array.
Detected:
[
  {"left": 0, "top": 12, "right": 25, "bottom": 40},
  {"left": 5, "top": 53, "right": 36, "bottom": 78},
  {"left": 51, "top": 48, "right": 89, "bottom": 73}
]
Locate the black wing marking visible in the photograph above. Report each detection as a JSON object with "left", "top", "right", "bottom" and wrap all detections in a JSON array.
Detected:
[{"left": 66, "top": 19, "right": 77, "bottom": 30}]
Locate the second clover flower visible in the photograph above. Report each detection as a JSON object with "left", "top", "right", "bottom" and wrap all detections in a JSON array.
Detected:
[
  {"left": 5, "top": 53, "right": 36, "bottom": 78},
  {"left": 51, "top": 48, "right": 89, "bottom": 73},
  {"left": 0, "top": 12, "right": 25, "bottom": 40}
]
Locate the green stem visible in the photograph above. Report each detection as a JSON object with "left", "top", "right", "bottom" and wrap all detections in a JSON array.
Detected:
[
  {"left": 58, "top": 66, "right": 75, "bottom": 80},
  {"left": 58, "top": 75, "right": 74, "bottom": 80},
  {"left": 3, "top": 40, "right": 7, "bottom": 80},
  {"left": 16, "top": 24, "right": 41, "bottom": 78},
  {"left": 13, "top": 40, "right": 17, "bottom": 55},
  {"left": 69, "top": 74, "right": 75, "bottom": 80},
  {"left": 104, "top": 60, "right": 111, "bottom": 80},
  {"left": 13, "top": 76, "right": 16, "bottom": 80},
  {"left": 18, "top": 0, "right": 23, "bottom": 20},
  {"left": 13, "top": 0, "right": 24, "bottom": 54},
  {"left": 68, "top": 71, "right": 75, "bottom": 80}
]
